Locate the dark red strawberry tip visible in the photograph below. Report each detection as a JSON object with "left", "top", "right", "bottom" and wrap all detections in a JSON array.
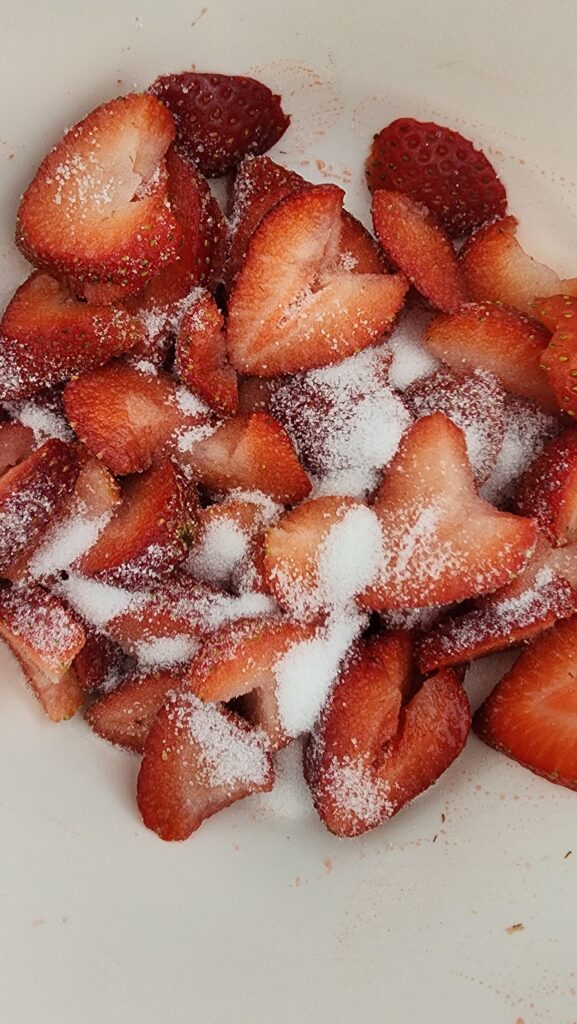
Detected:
[
  {"left": 366, "top": 118, "right": 507, "bottom": 237},
  {"left": 150, "top": 72, "right": 290, "bottom": 176}
]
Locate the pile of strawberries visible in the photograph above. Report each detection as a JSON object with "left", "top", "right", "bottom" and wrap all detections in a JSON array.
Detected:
[{"left": 1, "top": 70, "right": 577, "bottom": 842}]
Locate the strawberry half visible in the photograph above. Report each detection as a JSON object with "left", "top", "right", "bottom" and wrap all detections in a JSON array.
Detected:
[
  {"left": 227, "top": 184, "right": 408, "bottom": 376},
  {"left": 362, "top": 413, "right": 537, "bottom": 610},
  {"left": 0, "top": 583, "right": 85, "bottom": 721},
  {"left": 460, "top": 216, "right": 577, "bottom": 315},
  {"left": 474, "top": 613, "right": 577, "bottom": 790},
  {"left": 0, "top": 421, "right": 35, "bottom": 476},
  {"left": 515, "top": 427, "right": 577, "bottom": 544},
  {"left": 424, "top": 301, "right": 556, "bottom": 412},
  {"left": 0, "top": 272, "right": 145, "bottom": 399},
  {"left": 0, "top": 439, "right": 79, "bottom": 574},
  {"left": 532, "top": 294, "right": 577, "bottom": 333},
  {"left": 16, "top": 93, "right": 180, "bottom": 285},
  {"left": 86, "top": 669, "right": 185, "bottom": 752},
  {"left": 150, "top": 71, "right": 290, "bottom": 176},
  {"left": 137, "top": 690, "right": 274, "bottom": 841},
  {"left": 74, "top": 625, "right": 134, "bottom": 694},
  {"left": 180, "top": 412, "right": 311, "bottom": 504},
  {"left": 304, "top": 632, "right": 471, "bottom": 837},
  {"left": 174, "top": 291, "right": 238, "bottom": 416},
  {"left": 372, "top": 190, "right": 467, "bottom": 312},
  {"left": 63, "top": 361, "right": 209, "bottom": 475},
  {"left": 540, "top": 325, "right": 577, "bottom": 418},
  {"left": 365, "top": 118, "right": 507, "bottom": 237}
]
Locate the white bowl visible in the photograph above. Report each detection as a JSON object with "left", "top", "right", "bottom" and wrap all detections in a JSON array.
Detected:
[{"left": 1, "top": 3, "right": 576, "bottom": 1022}]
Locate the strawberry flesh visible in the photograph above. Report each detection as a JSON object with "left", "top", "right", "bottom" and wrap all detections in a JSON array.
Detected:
[
  {"left": 86, "top": 669, "right": 185, "bottom": 752},
  {"left": 175, "top": 291, "right": 238, "bottom": 416}
]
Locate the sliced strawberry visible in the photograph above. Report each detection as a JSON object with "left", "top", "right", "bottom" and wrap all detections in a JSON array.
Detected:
[
  {"left": 66, "top": 277, "right": 145, "bottom": 305},
  {"left": 304, "top": 633, "right": 471, "bottom": 837},
  {"left": 150, "top": 71, "right": 290, "bottom": 176},
  {"left": 175, "top": 291, "right": 238, "bottom": 416},
  {"left": 474, "top": 614, "right": 577, "bottom": 790},
  {"left": 227, "top": 184, "right": 408, "bottom": 376},
  {"left": 362, "top": 413, "right": 537, "bottom": 610},
  {"left": 74, "top": 624, "right": 135, "bottom": 695},
  {"left": 532, "top": 294, "right": 577, "bottom": 333},
  {"left": 0, "top": 583, "right": 85, "bottom": 721},
  {"left": 540, "top": 326, "right": 577, "bottom": 418},
  {"left": 418, "top": 534, "right": 577, "bottom": 672},
  {"left": 403, "top": 366, "right": 506, "bottom": 484},
  {"left": 63, "top": 361, "right": 209, "bottom": 475},
  {"left": 372, "top": 190, "right": 467, "bottom": 313},
  {"left": 76, "top": 458, "right": 193, "bottom": 588},
  {"left": 74, "top": 451, "right": 121, "bottom": 517},
  {"left": 180, "top": 412, "right": 311, "bottom": 504},
  {"left": 338, "top": 211, "right": 386, "bottom": 274},
  {"left": 16, "top": 93, "right": 181, "bottom": 285},
  {"left": 187, "top": 499, "right": 273, "bottom": 594},
  {"left": 515, "top": 427, "right": 577, "bottom": 544},
  {"left": 86, "top": 669, "right": 185, "bottom": 752},
  {"left": 0, "top": 272, "right": 145, "bottom": 399},
  {"left": 264, "top": 496, "right": 383, "bottom": 618},
  {"left": 424, "top": 301, "right": 556, "bottom": 412},
  {"left": 366, "top": 118, "right": 507, "bottom": 237},
  {"left": 480, "top": 395, "right": 561, "bottom": 508},
  {"left": 137, "top": 691, "right": 274, "bottom": 841},
  {"left": 186, "top": 616, "right": 319, "bottom": 748},
  {"left": 0, "top": 421, "right": 35, "bottom": 476},
  {"left": 0, "top": 439, "right": 79, "bottom": 574},
  {"left": 460, "top": 216, "right": 577, "bottom": 315}
]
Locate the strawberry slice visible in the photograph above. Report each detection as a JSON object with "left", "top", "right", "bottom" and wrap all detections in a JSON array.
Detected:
[
  {"left": 515, "top": 427, "right": 577, "bottom": 544},
  {"left": 304, "top": 633, "right": 471, "bottom": 837},
  {"left": 424, "top": 302, "right": 557, "bottom": 412},
  {"left": 540, "top": 325, "right": 577, "bottom": 418},
  {"left": 86, "top": 669, "right": 185, "bottom": 752},
  {"left": 0, "top": 439, "right": 79, "bottom": 574},
  {"left": 0, "top": 583, "right": 85, "bottom": 721},
  {"left": 74, "top": 624, "right": 135, "bottom": 694},
  {"left": 227, "top": 184, "right": 408, "bottom": 376},
  {"left": 16, "top": 93, "right": 181, "bottom": 285},
  {"left": 175, "top": 291, "right": 238, "bottom": 416},
  {"left": 66, "top": 277, "right": 145, "bottom": 305},
  {"left": 0, "top": 272, "right": 145, "bottom": 399},
  {"left": 403, "top": 366, "right": 506, "bottom": 484},
  {"left": 0, "top": 421, "right": 35, "bottom": 476},
  {"left": 137, "top": 690, "right": 274, "bottom": 841},
  {"left": 76, "top": 458, "right": 193, "bottom": 588},
  {"left": 338, "top": 211, "right": 386, "bottom": 274},
  {"left": 63, "top": 361, "right": 210, "bottom": 475},
  {"left": 180, "top": 412, "right": 311, "bottom": 504},
  {"left": 372, "top": 190, "right": 467, "bottom": 312},
  {"left": 532, "top": 294, "right": 577, "bottom": 333},
  {"left": 74, "top": 450, "right": 121, "bottom": 517},
  {"left": 460, "top": 216, "right": 577, "bottom": 315},
  {"left": 365, "top": 118, "right": 507, "bottom": 237},
  {"left": 362, "top": 413, "right": 537, "bottom": 610},
  {"left": 186, "top": 616, "right": 319, "bottom": 748},
  {"left": 418, "top": 534, "right": 577, "bottom": 672},
  {"left": 187, "top": 499, "right": 274, "bottom": 594},
  {"left": 150, "top": 71, "right": 290, "bottom": 176},
  {"left": 474, "top": 614, "right": 577, "bottom": 790}
]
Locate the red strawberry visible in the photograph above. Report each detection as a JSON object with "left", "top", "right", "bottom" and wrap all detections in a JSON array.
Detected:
[
  {"left": 460, "top": 216, "right": 577, "bottom": 315},
  {"left": 362, "top": 413, "right": 537, "bottom": 610},
  {"left": 540, "top": 326, "right": 577, "bottom": 418},
  {"left": 515, "top": 427, "right": 577, "bottom": 544},
  {"left": 0, "top": 272, "right": 145, "bottom": 399},
  {"left": 474, "top": 613, "right": 577, "bottom": 790},
  {"left": 532, "top": 294, "right": 577, "bottom": 333},
  {"left": 0, "top": 583, "right": 85, "bottom": 721},
  {"left": 227, "top": 184, "right": 408, "bottom": 376},
  {"left": 372, "top": 190, "right": 467, "bottom": 312},
  {"left": 63, "top": 361, "right": 210, "bottom": 476},
  {"left": 137, "top": 690, "right": 274, "bottom": 841},
  {"left": 186, "top": 616, "right": 319, "bottom": 748},
  {"left": 304, "top": 632, "right": 471, "bottom": 837},
  {"left": 74, "top": 451, "right": 121, "bottom": 517},
  {"left": 150, "top": 72, "right": 290, "bottom": 177},
  {"left": 339, "top": 210, "right": 386, "bottom": 274},
  {"left": 403, "top": 366, "right": 506, "bottom": 484},
  {"left": 180, "top": 412, "right": 311, "bottom": 504},
  {"left": 16, "top": 94, "right": 181, "bottom": 285},
  {"left": 86, "top": 669, "right": 185, "bottom": 752},
  {"left": 418, "top": 534, "right": 577, "bottom": 672},
  {"left": 125, "top": 147, "right": 227, "bottom": 313},
  {"left": 424, "top": 302, "right": 557, "bottom": 412},
  {"left": 365, "top": 118, "right": 507, "bottom": 237},
  {"left": 0, "top": 421, "right": 35, "bottom": 476},
  {"left": 76, "top": 458, "right": 194, "bottom": 588},
  {"left": 174, "top": 291, "right": 238, "bottom": 416},
  {"left": 0, "top": 439, "right": 79, "bottom": 574},
  {"left": 74, "top": 625, "right": 135, "bottom": 694}
]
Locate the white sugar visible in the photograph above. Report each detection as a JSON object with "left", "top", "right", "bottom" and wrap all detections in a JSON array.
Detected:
[
  {"left": 387, "top": 307, "right": 439, "bottom": 391},
  {"left": 59, "top": 573, "right": 137, "bottom": 628},
  {"left": 134, "top": 634, "right": 199, "bottom": 669},
  {"left": 226, "top": 490, "right": 282, "bottom": 525},
  {"left": 187, "top": 519, "right": 249, "bottom": 589},
  {"left": 3, "top": 397, "right": 73, "bottom": 443},
  {"left": 323, "top": 756, "right": 393, "bottom": 827},
  {"left": 316, "top": 504, "right": 383, "bottom": 605},
  {"left": 255, "top": 738, "right": 316, "bottom": 820},
  {"left": 480, "top": 397, "right": 559, "bottom": 506},
  {"left": 29, "top": 509, "right": 110, "bottom": 580}
]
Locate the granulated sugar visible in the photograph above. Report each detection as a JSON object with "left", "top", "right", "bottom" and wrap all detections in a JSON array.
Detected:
[
  {"left": 187, "top": 518, "right": 249, "bottom": 589},
  {"left": 480, "top": 396, "right": 559, "bottom": 506},
  {"left": 323, "top": 755, "right": 394, "bottom": 828},
  {"left": 255, "top": 738, "right": 315, "bottom": 819},
  {"left": 29, "top": 508, "right": 111, "bottom": 580},
  {"left": 59, "top": 573, "right": 137, "bottom": 628},
  {"left": 387, "top": 307, "right": 439, "bottom": 391}
]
